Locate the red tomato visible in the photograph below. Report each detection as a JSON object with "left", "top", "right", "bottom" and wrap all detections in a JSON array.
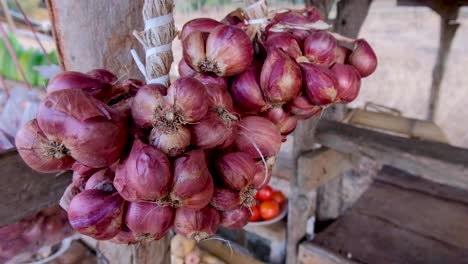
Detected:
[
  {"left": 272, "top": 191, "right": 286, "bottom": 207},
  {"left": 257, "top": 185, "right": 273, "bottom": 201},
  {"left": 250, "top": 206, "right": 260, "bottom": 221},
  {"left": 259, "top": 201, "right": 280, "bottom": 220}
]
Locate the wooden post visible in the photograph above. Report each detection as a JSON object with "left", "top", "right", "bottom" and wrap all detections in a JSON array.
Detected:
[
  {"left": 47, "top": 1, "right": 171, "bottom": 263},
  {"left": 0, "top": 0, "right": 15, "bottom": 32}
]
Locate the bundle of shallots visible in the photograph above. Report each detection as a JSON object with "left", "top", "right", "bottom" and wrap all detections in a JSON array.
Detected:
[{"left": 15, "top": 1, "right": 377, "bottom": 244}]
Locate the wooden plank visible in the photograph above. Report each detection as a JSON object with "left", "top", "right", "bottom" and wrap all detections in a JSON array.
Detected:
[
  {"left": 315, "top": 120, "right": 468, "bottom": 189},
  {"left": 314, "top": 211, "right": 468, "bottom": 264},
  {"left": 0, "top": 149, "right": 71, "bottom": 227},
  {"left": 298, "top": 243, "right": 355, "bottom": 264},
  {"left": 397, "top": 0, "right": 468, "bottom": 8},
  {"left": 198, "top": 239, "right": 264, "bottom": 264},
  {"left": 333, "top": 0, "right": 373, "bottom": 40},
  {"left": 47, "top": 0, "right": 145, "bottom": 78}
]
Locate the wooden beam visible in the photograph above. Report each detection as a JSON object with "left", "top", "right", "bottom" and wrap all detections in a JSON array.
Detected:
[
  {"left": 298, "top": 242, "right": 355, "bottom": 264},
  {"left": 0, "top": 149, "right": 71, "bottom": 227},
  {"left": 333, "top": 0, "right": 373, "bottom": 39},
  {"left": 316, "top": 120, "right": 468, "bottom": 189}
]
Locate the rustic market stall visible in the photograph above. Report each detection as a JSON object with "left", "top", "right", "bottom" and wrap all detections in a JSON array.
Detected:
[{"left": 1, "top": 0, "right": 468, "bottom": 263}]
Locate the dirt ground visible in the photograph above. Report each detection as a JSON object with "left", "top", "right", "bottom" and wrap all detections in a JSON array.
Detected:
[{"left": 171, "top": 0, "right": 468, "bottom": 148}]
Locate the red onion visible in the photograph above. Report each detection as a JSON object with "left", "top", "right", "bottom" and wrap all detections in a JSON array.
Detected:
[
  {"left": 72, "top": 162, "right": 100, "bottom": 177},
  {"left": 264, "top": 107, "right": 297, "bottom": 135},
  {"left": 290, "top": 29, "right": 311, "bottom": 43},
  {"left": 114, "top": 138, "right": 172, "bottom": 203},
  {"left": 235, "top": 116, "right": 282, "bottom": 159},
  {"left": 131, "top": 84, "right": 168, "bottom": 129},
  {"left": 166, "top": 77, "right": 209, "bottom": 123},
  {"left": 303, "top": 30, "right": 337, "bottom": 67},
  {"left": 85, "top": 168, "right": 115, "bottom": 192},
  {"left": 15, "top": 119, "right": 75, "bottom": 172},
  {"left": 265, "top": 32, "right": 303, "bottom": 59},
  {"left": 110, "top": 227, "right": 141, "bottom": 244},
  {"left": 286, "top": 95, "right": 322, "bottom": 120},
  {"left": 331, "top": 64, "right": 361, "bottom": 103},
  {"left": 335, "top": 45, "right": 352, "bottom": 65},
  {"left": 220, "top": 206, "right": 252, "bottom": 229},
  {"left": 230, "top": 66, "right": 266, "bottom": 114},
  {"left": 173, "top": 205, "right": 220, "bottom": 241},
  {"left": 59, "top": 184, "right": 80, "bottom": 212},
  {"left": 210, "top": 187, "right": 241, "bottom": 211},
  {"left": 300, "top": 63, "right": 339, "bottom": 106},
  {"left": 178, "top": 59, "right": 197, "bottom": 77},
  {"left": 222, "top": 8, "right": 248, "bottom": 27},
  {"left": 72, "top": 171, "right": 88, "bottom": 190},
  {"left": 86, "top": 69, "right": 118, "bottom": 84},
  {"left": 180, "top": 18, "right": 222, "bottom": 41},
  {"left": 170, "top": 150, "right": 214, "bottom": 209},
  {"left": 47, "top": 71, "right": 113, "bottom": 102},
  {"left": 193, "top": 73, "right": 228, "bottom": 88},
  {"left": 215, "top": 152, "right": 256, "bottom": 191},
  {"left": 260, "top": 48, "right": 302, "bottom": 105},
  {"left": 251, "top": 157, "right": 275, "bottom": 189},
  {"left": 272, "top": 10, "right": 314, "bottom": 25},
  {"left": 191, "top": 112, "right": 237, "bottom": 149},
  {"left": 125, "top": 202, "right": 174, "bottom": 241},
  {"left": 149, "top": 126, "right": 191, "bottom": 157},
  {"left": 68, "top": 190, "right": 124, "bottom": 240},
  {"left": 348, "top": 39, "right": 378, "bottom": 77},
  {"left": 36, "top": 89, "right": 128, "bottom": 168},
  {"left": 183, "top": 25, "right": 253, "bottom": 77}
]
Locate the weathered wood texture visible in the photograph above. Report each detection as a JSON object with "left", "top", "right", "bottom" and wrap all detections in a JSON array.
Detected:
[
  {"left": 333, "top": 0, "right": 373, "bottom": 39},
  {"left": 314, "top": 166, "right": 468, "bottom": 264},
  {"left": 298, "top": 243, "right": 355, "bottom": 264},
  {"left": 47, "top": 0, "right": 144, "bottom": 78},
  {"left": 316, "top": 120, "right": 468, "bottom": 189},
  {"left": 0, "top": 149, "right": 71, "bottom": 227}
]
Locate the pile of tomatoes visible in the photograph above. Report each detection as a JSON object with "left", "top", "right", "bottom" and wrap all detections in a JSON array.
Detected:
[{"left": 250, "top": 185, "right": 287, "bottom": 222}]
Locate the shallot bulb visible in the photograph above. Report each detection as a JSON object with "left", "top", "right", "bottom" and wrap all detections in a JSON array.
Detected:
[
  {"left": 348, "top": 39, "right": 378, "bottom": 77},
  {"left": 260, "top": 48, "right": 302, "bottom": 105},
  {"left": 230, "top": 66, "right": 266, "bottom": 114},
  {"left": 334, "top": 45, "right": 352, "bottom": 65},
  {"left": 265, "top": 32, "right": 303, "bottom": 59},
  {"left": 180, "top": 18, "right": 222, "bottom": 41},
  {"left": 300, "top": 63, "right": 339, "bottom": 106},
  {"left": 131, "top": 84, "right": 169, "bottom": 129},
  {"left": 264, "top": 107, "right": 297, "bottom": 136},
  {"left": 193, "top": 73, "right": 227, "bottom": 87},
  {"left": 220, "top": 206, "right": 252, "bottom": 229},
  {"left": 235, "top": 116, "right": 282, "bottom": 159},
  {"left": 86, "top": 69, "right": 118, "bottom": 84},
  {"left": 85, "top": 168, "right": 115, "bottom": 193},
  {"left": 36, "top": 89, "right": 128, "bottom": 168},
  {"left": 170, "top": 150, "right": 214, "bottom": 209},
  {"left": 68, "top": 190, "right": 124, "bottom": 240},
  {"left": 114, "top": 138, "right": 172, "bottom": 203},
  {"left": 15, "top": 119, "right": 75, "bottom": 173},
  {"left": 286, "top": 95, "right": 322, "bottom": 120},
  {"left": 210, "top": 187, "right": 241, "bottom": 211},
  {"left": 110, "top": 227, "right": 141, "bottom": 244},
  {"left": 125, "top": 202, "right": 174, "bottom": 241},
  {"left": 59, "top": 184, "right": 80, "bottom": 212},
  {"left": 149, "top": 126, "right": 192, "bottom": 157},
  {"left": 303, "top": 30, "right": 337, "bottom": 67},
  {"left": 183, "top": 25, "right": 253, "bottom": 76},
  {"left": 173, "top": 205, "right": 220, "bottom": 241},
  {"left": 178, "top": 59, "right": 197, "bottom": 77},
  {"left": 331, "top": 64, "right": 362, "bottom": 103},
  {"left": 251, "top": 156, "right": 276, "bottom": 189}
]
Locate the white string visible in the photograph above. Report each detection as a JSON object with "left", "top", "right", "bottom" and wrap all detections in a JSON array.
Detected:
[
  {"left": 144, "top": 14, "right": 174, "bottom": 31},
  {"left": 245, "top": 0, "right": 264, "bottom": 10},
  {"left": 148, "top": 75, "right": 170, "bottom": 85},
  {"left": 248, "top": 18, "right": 268, "bottom": 25},
  {"left": 130, "top": 49, "right": 147, "bottom": 79},
  {"left": 145, "top": 43, "right": 172, "bottom": 58}
]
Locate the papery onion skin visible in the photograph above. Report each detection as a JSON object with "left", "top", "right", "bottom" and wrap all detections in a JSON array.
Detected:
[
  {"left": 174, "top": 176, "right": 214, "bottom": 210},
  {"left": 166, "top": 77, "right": 209, "bottom": 123},
  {"left": 331, "top": 64, "right": 362, "bottom": 103},
  {"left": 109, "top": 228, "right": 141, "bottom": 244},
  {"left": 15, "top": 119, "right": 75, "bottom": 173},
  {"left": 114, "top": 138, "right": 172, "bottom": 202},
  {"left": 230, "top": 67, "right": 266, "bottom": 114},
  {"left": 210, "top": 187, "right": 241, "bottom": 211},
  {"left": 149, "top": 126, "right": 191, "bottom": 157},
  {"left": 220, "top": 206, "right": 252, "bottom": 229},
  {"left": 36, "top": 89, "right": 128, "bottom": 168},
  {"left": 260, "top": 48, "right": 302, "bottom": 104},
  {"left": 72, "top": 171, "right": 88, "bottom": 190},
  {"left": 235, "top": 116, "right": 282, "bottom": 159},
  {"left": 265, "top": 32, "right": 303, "bottom": 59},
  {"left": 131, "top": 84, "right": 169, "bottom": 129},
  {"left": 215, "top": 152, "right": 256, "bottom": 191},
  {"left": 68, "top": 190, "right": 124, "bottom": 240},
  {"left": 60, "top": 184, "right": 81, "bottom": 212},
  {"left": 191, "top": 112, "right": 237, "bottom": 150},
  {"left": 251, "top": 157, "right": 275, "bottom": 189},
  {"left": 173, "top": 205, "right": 220, "bottom": 242},
  {"left": 193, "top": 73, "right": 228, "bottom": 88},
  {"left": 85, "top": 168, "right": 115, "bottom": 193},
  {"left": 205, "top": 25, "right": 254, "bottom": 76},
  {"left": 170, "top": 150, "right": 213, "bottom": 209},
  {"left": 264, "top": 107, "right": 297, "bottom": 135},
  {"left": 348, "top": 39, "right": 378, "bottom": 77},
  {"left": 179, "top": 59, "right": 197, "bottom": 77},
  {"left": 303, "top": 30, "right": 337, "bottom": 67},
  {"left": 183, "top": 31, "right": 207, "bottom": 73},
  {"left": 47, "top": 71, "right": 112, "bottom": 102},
  {"left": 334, "top": 45, "right": 352, "bottom": 65},
  {"left": 286, "top": 95, "right": 322, "bottom": 120},
  {"left": 205, "top": 83, "right": 234, "bottom": 110},
  {"left": 180, "top": 18, "right": 222, "bottom": 41},
  {"left": 125, "top": 202, "right": 174, "bottom": 241},
  {"left": 300, "top": 63, "right": 339, "bottom": 106},
  {"left": 86, "top": 69, "right": 118, "bottom": 84}
]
